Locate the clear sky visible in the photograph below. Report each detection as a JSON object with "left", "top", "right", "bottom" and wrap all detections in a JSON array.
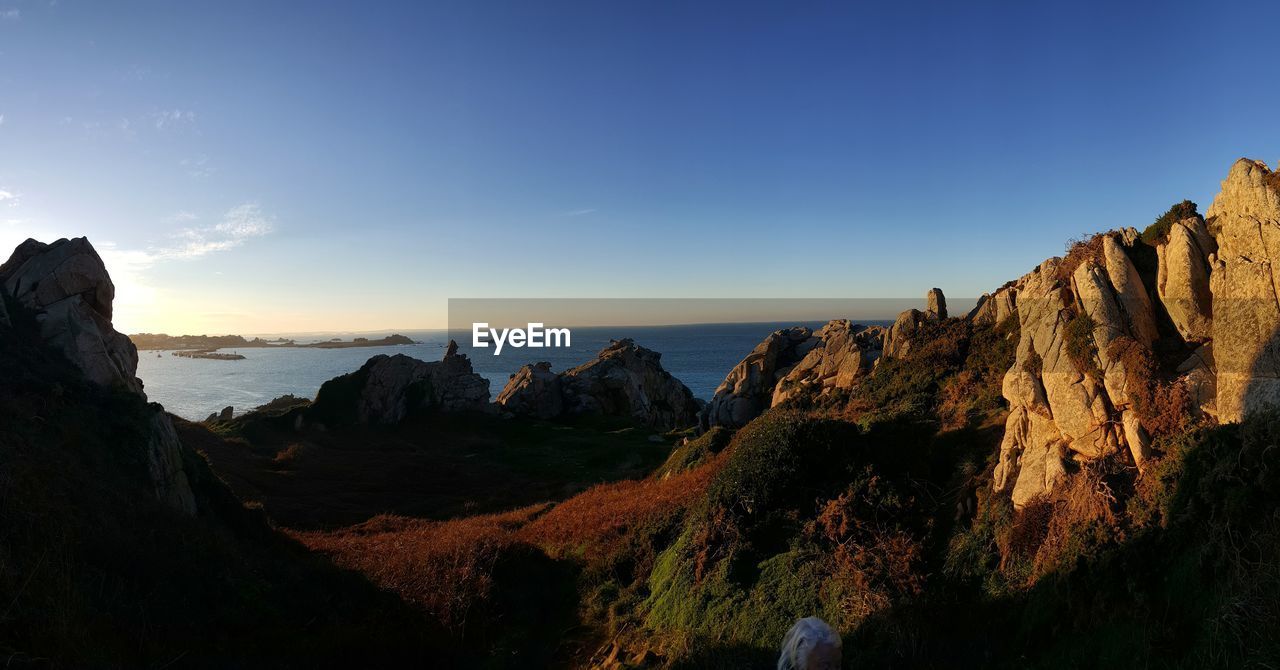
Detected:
[{"left": 1, "top": 0, "right": 1278, "bottom": 334}]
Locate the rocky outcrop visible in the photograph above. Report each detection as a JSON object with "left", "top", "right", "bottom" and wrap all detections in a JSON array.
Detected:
[
  {"left": 310, "top": 343, "right": 490, "bottom": 426},
  {"left": 771, "top": 320, "right": 884, "bottom": 406},
  {"left": 0, "top": 237, "right": 143, "bottom": 393},
  {"left": 968, "top": 283, "right": 1017, "bottom": 325},
  {"left": 884, "top": 289, "right": 948, "bottom": 360},
  {"left": 498, "top": 339, "right": 700, "bottom": 430},
  {"left": 1156, "top": 217, "right": 1215, "bottom": 342},
  {"left": 926, "top": 288, "right": 948, "bottom": 319},
  {"left": 992, "top": 231, "right": 1165, "bottom": 508},
  {"left": 1207, "top": 158, "right": 1280, "bottom": 422},
  {"left": 986, "top": 157, "right": 1280, "bottom": 506},
  {"left": 698, "top": 326, "right": 816, "bottom": 429},
  {"left": 700, "top": 321, "right": 885, "bottom": 430},
  {"left": 495, "top": 362, "right": 563, "bottom": 419},
  {"left": 0, "top": 237, "right": 197, "bottom": 515}
]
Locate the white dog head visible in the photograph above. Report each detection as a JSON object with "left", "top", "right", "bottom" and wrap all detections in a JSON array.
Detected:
[{"left": 777, "top": 616, "right": 842, "bottom": 670}]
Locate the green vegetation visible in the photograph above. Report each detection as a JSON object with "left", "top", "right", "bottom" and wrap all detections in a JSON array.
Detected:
[
  {"left": 1140, "top": 199, "right": 1199, "bottom": 245},
  {"left": 1063, "top": 311, "right": 1101, "bottom": 378}
]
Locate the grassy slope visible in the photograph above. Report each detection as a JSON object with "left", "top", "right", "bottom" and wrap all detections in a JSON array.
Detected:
[
  {"left": 187, "top": 406, "right": 681, "bottom": 530},
  {"left": 133, "top": 307, "right": 1280, "bottom": 669}
]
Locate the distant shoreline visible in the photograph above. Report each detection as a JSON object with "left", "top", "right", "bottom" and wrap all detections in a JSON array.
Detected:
[{"left": 132, "top": 333, "right": 417, "bottom": 352}]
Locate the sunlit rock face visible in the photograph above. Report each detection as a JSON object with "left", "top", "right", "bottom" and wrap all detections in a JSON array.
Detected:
[
  {"left": 1207, "top": 158, "right": 1280, "bottom": 423},
  {"left": 700, "top": 319, "right": 885, "bottom": 431},
  {"left": 990, "top": 158, "right": 1280, "bottom": 507},
  {"left": 770, "top": 320, "right": 884, "bottom": 406},
  {"left": 992, "top": 233, "right": 1162, "bottom": 509},
  {"left": 699, "top": 326, "right": 816, "bottom": 430}
]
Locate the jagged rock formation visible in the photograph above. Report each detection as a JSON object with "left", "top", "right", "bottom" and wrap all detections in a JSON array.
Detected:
[
  {"left": 771, "top": 320, "right": 885, "bottom": 406},
  {"left": 0, "top": 237, "right": 196, "bottom": 515},
  {"left": 497, "top": 339, "right": 700, "bottom": 430},
  {"left": 990, "top": 157, "right": 1280, "bottom": 507},
  {"left": 968, "top": 282, "right": 1017, "bottom": 325},
  {"left": 0, "top": 237, "right": 143, "bottom": 393},
  {"left": 310, "top": 343, "right": 490, "bottom": 426},
  {"left": 698, "top": 326, "right": 816, "bottom": 429},
  {"left": 883, "top": 289, "right": 949, "bottom": 359},
  {"left": 495, "top": 361, "right": 563, "bottom": 419},
  {"left": 700, "top": 321, "right": 884, "bottom": 430},
  {"left": 990, "top": 232, "right": 1163, "bottom": 508},
  {"left": 1207, "top": 158, "right": 1280, "bottom": 422}
]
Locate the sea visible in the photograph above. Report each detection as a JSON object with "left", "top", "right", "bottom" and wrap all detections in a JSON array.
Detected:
[{"left": 137, "top": 321, "right": 894, "bottom": 421}]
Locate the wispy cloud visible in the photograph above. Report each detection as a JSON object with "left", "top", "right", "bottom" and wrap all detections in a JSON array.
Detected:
[
  {"left": 157, "top": 203, "right": 274, "bottom": 260},
  {"left": 180, "top": 154, "right": 213, "bottom": 177},
  {"left": 0, "top": 114, "right": 5, "bottom": 126},
  {"left": 0, "top": 9, "right": 19, "bottom": 20},
  {"left": 152, "top": 109, "right": 196, "bottom": 130},
  {"left": 560, "top": 208, "right": 597, "bottom": 217},
  {"left": 0, "top": 189, "right": 19, "bottom": 207},
  {"left": 93, "top": 204, "right": 276, "bottom": 322}
]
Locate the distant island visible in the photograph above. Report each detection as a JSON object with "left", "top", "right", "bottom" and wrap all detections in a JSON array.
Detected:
[
  {"left": 132, "top": 333, "right": 416, "bottom": 352},
  {"left": 173, "top": 350, "right": 246, "bottom": 360}
]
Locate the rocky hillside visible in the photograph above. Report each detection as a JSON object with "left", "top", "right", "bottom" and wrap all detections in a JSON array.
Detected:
[
  {"left": 0, "top": 237, "right": 446, "bottom": 665},
  {"left": 5, "top": 157, "right": 1280, "bottom": 669}
]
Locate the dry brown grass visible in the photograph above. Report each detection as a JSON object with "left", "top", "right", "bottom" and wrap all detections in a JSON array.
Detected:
[
  {"left": 293, "top": 505, "right": 546, "bottom": 632},
  {"left": 1106, "top": 336, "right": 1193, "bottom": 438},
  {"left": 519, "top": 453, "right": 725, "bottom": 563},
  {"left": 1056, "top": 233, "right": 1107, "bottom": 284},
  {"left": 293, "top": 454, "right": 727, "bottom": 636},
  {"left": 811, "top": 473, "right": 927, "bottom": 620}
]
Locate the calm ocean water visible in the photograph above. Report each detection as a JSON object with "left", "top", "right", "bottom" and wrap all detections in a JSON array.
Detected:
[{"left": 137, "top": 321, "right": 892, "bottom": 421}]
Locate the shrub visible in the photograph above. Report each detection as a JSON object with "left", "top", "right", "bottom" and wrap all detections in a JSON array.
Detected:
[
  {"left": 1056, "top": 233, "right": 1107, "bottom": 283},
  {"left": 272, "top": 442, "right": 310, "bottom": 467},
  {"left": 653, "top": 426, "right": 732, "bottom": 478},
  {"left": 1140, "top": 199, "right": 1199, "bottom": 245},
  {"left": 1063, "top": 311, "right": 1101, "bottom": 379},
  {"left": 808, "top": 467, "right": 928, "bottom": 620},
  {"left": 852, "top": 318, "right": 972, "bottom": 427},
  {"left": 1105, "top": 336, "right": 1193, "bottom": 438}
]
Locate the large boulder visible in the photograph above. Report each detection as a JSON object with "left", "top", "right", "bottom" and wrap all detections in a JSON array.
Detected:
[
  {"left": 926, "top": 287, "right": 948, "bottom": 319},
  {"left": 0, "top": 237, "right": 142, "bottom": 393},
  {"left": 698, "top": 326, "right": 816, "bottom": 429},
  {"left": 1156, "top": 217, "right": 1215, "bottom": 342},
  {"left": 771, "top": 320, "right": 884, "bottom": 406},
  {"left": 310, "top": 343, "right": 490, "bottom": 426},
  {"left": 560, "top": 339, "right": 700, "bottom": 429},
  {"left": 497, "top": 339, "right": 700, "bottom": 430},
  {"left": 1207, "top": 158, "right": 1280, "bottom": 422},
  {"left": 0, "top": 237, "right": 196, "bottom": 515},
  {"left": 967, "top": 283, "right": 1017, "bottom": 325},
  {"left": 495, "top": 361, "right": 563, "bottom": 419}
]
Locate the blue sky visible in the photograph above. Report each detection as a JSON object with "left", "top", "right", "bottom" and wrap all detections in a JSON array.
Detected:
[{"left": 1, "top": 0, "right": 1278, "bottom": 333}]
